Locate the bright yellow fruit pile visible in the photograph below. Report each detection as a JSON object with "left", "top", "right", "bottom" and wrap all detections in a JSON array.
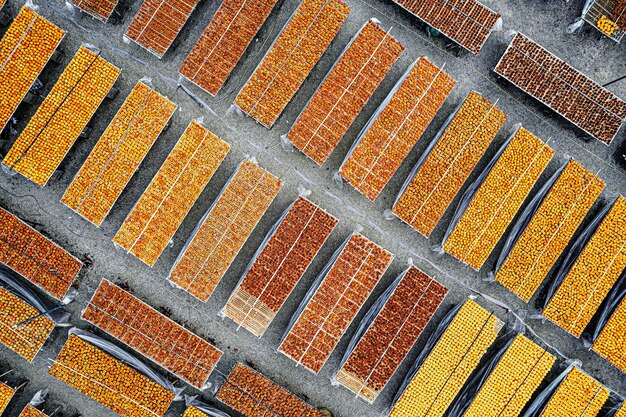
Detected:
[
  {"left": 169, "top": 160, "right": 282, "bottom": 302},
  {"left": 495, "top": 160, "right": 604, "bottom": 302},
  {"left": 113, "top": 121, "right": 230, "bottom": 266},
  {"left": 234, "top": 0, "right": 349, "bottom": 127},
  {"left": 390, "top": 300, "right": 503, "bottom": 417},
  {"left": 593, "top": 293, "right": 626, "bottom": 373},
  {"left": 597, "top": 15, "right": 619, "bottom": 36},
  {"left": 462, "top": 334, "right": 555, "bottom": 417},
  {"left": 50, "top": 335, "right": 174, "bottom": 417},
  {"left": 538, "top": 367, "right": 608, "bottom": 417},
  {"left": 19, "top": 404, "right": 48, "bottom": 417},
  {"left": 0, "top": 287, "right": 55, "bottom": 362},
  {"left": 443, "top": 127, "right": 554, "bottom": 270},
  {"left": 0, "top": 381, "right": 15, "bottom": 414},
  {"left": 543, "top": 196, "right": 626, "bottom": 337},
  {"left": 393, "top": 91, "right": 505, "bottom": 237},
  {"left": 61, "top": 81, "right": 177, "bottom": 226},
  {"left": 0, "top": 7, "right": 64, "bottom": 133},
  {"left": 3, "top": 46, "right": 119, "bottom": 186},
  {"left": 182, "top": 406, "right": 209, "bottom": 417}
]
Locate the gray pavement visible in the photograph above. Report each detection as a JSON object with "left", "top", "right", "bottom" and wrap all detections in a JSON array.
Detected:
[{"left": 0, "top": 0, "right": 625, "bottom": 415}]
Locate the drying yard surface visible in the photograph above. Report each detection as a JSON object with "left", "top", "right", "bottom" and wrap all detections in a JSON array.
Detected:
[{"left": 0, "top": 0, "right": 626, "bottom": 416}]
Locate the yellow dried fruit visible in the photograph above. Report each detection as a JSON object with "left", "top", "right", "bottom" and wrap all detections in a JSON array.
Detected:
[
  {"left": 61, "top": 81, "right": 177, "bottom": 227},
  {"left": 597, "top": 15, "right": 619, "bottom": 36},
  {"left": 495, "top": 160, "right": 604, "bottom": 302},
  {"left": 19, "top": 404, "right": 49, "bottom": 417},
  {"left": 393, "top": 91, "right": 505, "bottom": 237},
  {"left": 538, "top": 367, "right": 609, "bottom": 417},
  {"left": 0, "top": 380, "right": 16, "bottom": 414},
  {"left": 234, "top": 0, "right": 349, "bottom": 127},
  {"left": 113, "top": 121, "right": 230, "bottom": 266},
  {"left": 50, "top": 335, "right": 174, "bottom": 417},
  {"left": 593, "top": 294, "right": 626, "bottom": 373},
  {"left": 0, "top": 286, "right": 55, "bottom": 362},
  {"left": 461, "top": 334, "right": 555, "bottom": 417},
  {"left": 443, "top": 127, "right": 554, "bottom": 271},
  {"left": 0, "top": 7, "right": 64, "bottom": 134},
  {"left": 390, "top": 300, "right": 503, "bottom": 417},
  {"left": 3, "top": 46, "right": 120, "bottom": 186},
  {"left": 182, "top": 406, "right": 210, "bottom": 417},
  {"left": 543, "top": 196, "right": 626, "bottom": 337}
]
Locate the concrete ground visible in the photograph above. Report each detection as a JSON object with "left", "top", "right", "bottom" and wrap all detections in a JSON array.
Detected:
[{"left": 0, "top": 0, "right": 625, "bottom": 415}]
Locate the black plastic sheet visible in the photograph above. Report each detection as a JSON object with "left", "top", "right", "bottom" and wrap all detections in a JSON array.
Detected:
[
  {"left": 441, "top": 128, "right": 518, "bottom": 246},
  {"left": 491, "top": 161, "right": 568, "bottom": 278},
  {"left": 600, "top": 396, "right": 625, "bottom": 417},
  {"left": 0, "top": 267, "right": 70, "bottom": 325},
  {"left": 539, "top": 197, "right": 619, "bottom": 310},
  {"left": 389, "top": 302, "right": 464, "bottom": 409},
  {"left": 520, "top": 365, "right": 573, "bottom": 417},
  {"left": 336, "top": 266, "right": 409, "bottom": 371},
  {"left": 445, "top": 332, "right": 517, "bottom": 417},
  {"left": 583, "top": 269, "right": 626, "bottom": 344}
]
